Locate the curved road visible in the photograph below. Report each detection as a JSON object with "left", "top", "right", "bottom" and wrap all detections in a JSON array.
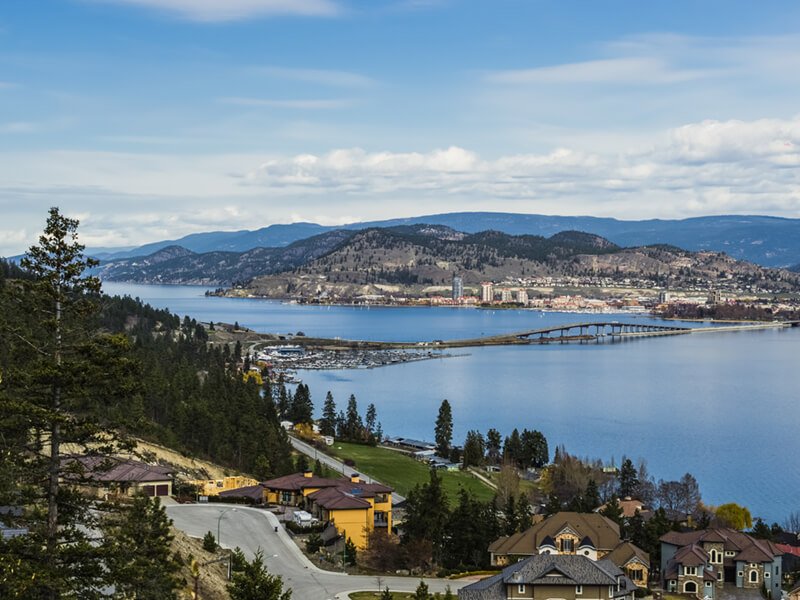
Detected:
[{"left": 166, "top": 504, "right": 464, "bottom": 599}]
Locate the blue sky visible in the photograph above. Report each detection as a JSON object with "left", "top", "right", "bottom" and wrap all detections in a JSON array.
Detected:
[{"left": 2, "top": 0, "right": 800, "bottom": 254}]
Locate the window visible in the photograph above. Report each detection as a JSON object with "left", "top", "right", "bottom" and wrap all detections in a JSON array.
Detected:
[
  {"left": 776, "top": 566, "right": 780, "bottom": 576},
  {"left": 518, "top": 584, "right": 526, "bottom": 593},
  {"left": 706, "top": 582, "right": 712, "bottom": 587},
  {"left": 738, "top": 572, "right": 743, "bottom": 578},
  {"left": 684, "top": 582, "right": 697, "bottom": 594},
  {"left": 765, "top": 572, "right": 770, "bottom": 578},
  {"left": 718, "top": 572, "right": 724, "bottom": 581},
  {"left": 560, "top": 538, "right": 574, "bottom": 552},
  {"left": 685, "top": 566, "right": 697, "bottom": 576},
  {"left": 709, "top": 549, "right": 721, "bottom": 563},
  {"left": 749, "top": 571, "right": 759, "bottom": 583},
  {"left": 576, "top": 586, "right": 583, "bottom": 595},
  {"left": 609, "top": 586, "right": 613, "bottom": 597}
]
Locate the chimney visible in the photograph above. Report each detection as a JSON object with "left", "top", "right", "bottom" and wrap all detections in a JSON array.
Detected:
[
  {"left": 303, "top": 470, "right": 313, "bottom": 478},
  {"left": 350, "top": 473, "right": 360, "bottom": 483}
]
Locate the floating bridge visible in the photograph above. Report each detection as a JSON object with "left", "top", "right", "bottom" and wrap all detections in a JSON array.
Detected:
[{"left": 511, "top": 321, "right": 691, "bottom": 342}]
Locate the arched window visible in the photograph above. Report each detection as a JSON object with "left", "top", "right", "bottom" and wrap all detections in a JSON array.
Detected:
[
  {"left": 710, "top": 549, "right": 721, "bottom": 563},
  {"left": 684, "top": 581, "right": 697, "bottom": 594},
  {"left": 749, "top": 571, "right": 759, "bottom": 583}
]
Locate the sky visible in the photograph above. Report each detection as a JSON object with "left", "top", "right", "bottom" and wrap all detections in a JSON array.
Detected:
[{"left": 2, "top": 0, "right": 800, "bottom": 255}]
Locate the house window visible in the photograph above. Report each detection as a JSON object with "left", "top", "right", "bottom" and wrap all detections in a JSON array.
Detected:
[
  {"left": 560, "top": 538, "right": 574, "bottom": 552},
  {"left": 776, "top": 566, "right": 780, "bottom": 576},
  {"left": 518, "top": 584, "right": 526, "bottom": 593},
  {"left": 709, "top": 549, "right": 721, "bottom": 563},
  {"left": 684, "top": 582, "right": 697, "bottom": 594},
  {"left": 576, "top": 585, "right": 583, "bottom": 595},
  {"left": 738, "top": 572, "right": 743, "bottom": 578},
  {"left": 749, "top": 571, "right": 759, "bottom": 583},
  {"left": 685, "top": 566, "right": 697, "bottom": 576},
  {"left": 706, "top": 582, "right": 712, "bottom": 587},
  {"left": 718, "top": 572, "right": 724, "bottom": 581},
  {"left": 765, "top": 572, "right": 770, "bottom": 579}
]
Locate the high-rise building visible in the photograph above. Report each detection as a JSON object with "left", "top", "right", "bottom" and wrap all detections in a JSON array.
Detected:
[
  {"left": 452, "top": 275, "right": 463, "bottom": 300},
  {"left": 480, "top": 282, "right": 493, "bottom": 303},
  {"left": 517, "top": 289, "right": 528, "bottom": 305},
  {"left": 500, "top": 288, "right": 513, "bottom": 303}
]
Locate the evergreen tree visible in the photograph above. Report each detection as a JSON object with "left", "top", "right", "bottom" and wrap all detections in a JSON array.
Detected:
[
  {"left": 402, "top": 470, "right": 450, "bottom": 564},
  {"left": 434, "top": 399, "right": 453, "bottom": 458},
  {"left": 227, "top": 550, "right": 292, "bottom": 600},
  {"left": 345, "top": 394, "right": 364, "bottom": 441},
  {"left": 504, "top": 494, "right": 518, "bottom": 535},
  {"left": 545, "top": 493, "right": 562, "bottom": 516},
  {"left": 462, "top": 430, "right": 485, "bottom": 468},
  {"left": 414, "top": 580, "right": 430, "bottom": 600},
  {"left": 381, "top": 587, "right": 392, "bottom": 600},
  {"left": 517, "top": 494, "right": 532, "bottom": 531},
  {"left": 320, "top": 391, "right": 337, "bottom": 436},
  {"left": 486, "top": 428, "right": 502, "bottom": 464},
  {"left": 288, "top": 383, "right": 313, "bottom": 424},
  {"left": 203, "top": 531, "right": 218, "bottom": 552},
  {"left": 344, "top": 538, "right": 357, "bottom": 566},
  {"left": 0, "top": 208, "right": 136, "bottom": 598},
  {"left": 583, "top": 479, "right": 601, "bottom": 512},
  {"left": 365, "top": 403, "right": 377, "bottom": 435},
  {"left": 103, "top": 495, "right": 182, "bottom": 599},
  {"left": 618, "top": 458, "right": 639, "bottom": 498},
  {"left": 600, "top": 495, "right": 625, "bottom": 528},
  {"left": 503, "top": 429, "right": 522, "bottom": 467}
]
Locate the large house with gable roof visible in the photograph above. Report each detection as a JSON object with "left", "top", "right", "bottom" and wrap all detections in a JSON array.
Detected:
[
  {"left": 660, "top": 528, "right": 783, "bottom": 598},
  {"left": 260, "top": 470, "right": 392, "bottom": 549},
  {"left": 489, "top": 512, "right": 651, "bottom": 588},
  {"left": 459, "top": 554, "right": 638, "bottom": 600}
]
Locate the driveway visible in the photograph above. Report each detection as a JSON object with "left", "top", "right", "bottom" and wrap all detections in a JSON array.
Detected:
[{"left": 166, "top": 504, "right": 464, "bottom": 599}]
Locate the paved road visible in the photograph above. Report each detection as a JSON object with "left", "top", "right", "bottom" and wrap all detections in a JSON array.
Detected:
[
  {"left": 167, "top": 504, "right": 464, "bottom": 600},
  {"left": 288, "top": 436, "right": 407, "bottom": 504}
]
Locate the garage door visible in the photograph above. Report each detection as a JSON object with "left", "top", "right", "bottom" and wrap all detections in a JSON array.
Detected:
[
  {"left": 156, "top": 484, "right": 169, "bottom": 497},
  {"left": 142, "top": 485, "right": 155, "bottom": 497}
]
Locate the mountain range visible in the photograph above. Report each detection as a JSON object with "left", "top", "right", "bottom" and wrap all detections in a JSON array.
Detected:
[
  {"left": 88, "top": 212, "right": 800, "bottom": 269},
  {"left": 93, "top": 224, "right": 800, "bottom": 298}
]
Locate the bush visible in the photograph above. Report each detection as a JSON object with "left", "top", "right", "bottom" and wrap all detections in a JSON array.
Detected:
[
  {"left": 203, "top": 531, "right": 217, "bottom": 552},
  {"left": 285, "top": 521, "right": 326, "bottom": 534},
  {"left": 306, "top": 533, "right": 323, "bottom": 554}
]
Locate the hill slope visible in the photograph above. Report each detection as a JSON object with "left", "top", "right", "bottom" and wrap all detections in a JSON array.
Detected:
[{"left": 86, "top": 212, "right": 800, "bottom": 268}]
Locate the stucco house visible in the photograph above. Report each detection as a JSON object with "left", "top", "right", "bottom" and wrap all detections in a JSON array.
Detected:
[
  {"left": 489, "top": 512, "right": 651, "bottom": 588},
  {"left": 260, "top": 470, "right": 393, "bottom": 549},
  {"left": 660, "top": 528, "right": 783, "bottom": 598},
  {"left": 62, "top": 455, "right": 175, "bottom": 499},
  {"left": 459, "top": 554, "right": 637, "bottom": 600}
]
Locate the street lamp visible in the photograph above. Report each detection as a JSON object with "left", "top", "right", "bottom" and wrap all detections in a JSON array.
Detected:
[{"left": 217, "top": 507, "right": 237, "bottom": 548}]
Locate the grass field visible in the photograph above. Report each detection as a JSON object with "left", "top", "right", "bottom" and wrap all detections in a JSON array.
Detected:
[{"left": 326, "top": 441, "right": 494, "bottom": 503}]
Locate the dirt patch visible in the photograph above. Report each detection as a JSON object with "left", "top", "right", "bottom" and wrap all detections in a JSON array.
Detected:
[{"left": 171, "top": 527, "right": 231, "bottom": 600}]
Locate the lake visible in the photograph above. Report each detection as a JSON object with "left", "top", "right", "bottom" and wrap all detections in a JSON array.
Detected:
[{"left": 103, "top": 282, "right": 800, "bottom": 523}]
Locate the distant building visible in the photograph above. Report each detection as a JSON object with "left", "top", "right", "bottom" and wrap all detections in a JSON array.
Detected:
[
  {"left": 452, "top": 275, "right": 464, "bottom": 300},
  {"left": 481, "top": 282, "right": 494, "bottom": 303},
  {"left": 62, "top": 455, "right": 175, "bottom": 499},
  {"left": 517, "top": 289, "right": 529, "bottom": 305},
  {"left": 500, "top": 289, "right": 513, "bottom": 303},
  {"left": 658, "top": 290, "right": 672, "bottom": 303},
  {"left": 708, "top": 290, "right": 723, "bottom": 304}
]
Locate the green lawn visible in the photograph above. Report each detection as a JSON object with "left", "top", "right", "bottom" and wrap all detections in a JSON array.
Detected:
[{"left": 326, "top": 441, "right": 494, "bottom": 503}]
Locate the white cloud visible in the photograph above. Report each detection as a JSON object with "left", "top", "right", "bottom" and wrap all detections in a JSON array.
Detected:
[
  {"left": 85, "top": 0, "right": 340, "bottom": 22},
  {"left": 251, "top": 66, "right": 374, "bottom": 87},
  {"left": 1, "top": 116, "right": 800, "bottom": 255},
  {"left": 487, "top": 57, "right": 716, "bottom": 86},
  {"left": 219, "top": 97, "right": 356, "bottom": 110}
]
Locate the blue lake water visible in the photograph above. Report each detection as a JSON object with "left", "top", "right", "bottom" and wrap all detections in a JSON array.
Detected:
[{"left": 103, "top": 282, "right": 800, "bottom": 523}]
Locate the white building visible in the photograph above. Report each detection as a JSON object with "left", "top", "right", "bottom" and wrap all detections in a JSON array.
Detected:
[{"left": 480, "top": 282, "right": 493, "bottom": 303}]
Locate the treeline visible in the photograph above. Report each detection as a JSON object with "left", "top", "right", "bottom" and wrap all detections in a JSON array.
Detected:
[{"left": 660, "top": 301, "right": 800, "bottom": 321}]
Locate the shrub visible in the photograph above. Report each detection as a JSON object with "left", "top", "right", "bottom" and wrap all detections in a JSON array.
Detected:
[{"left": 202, "top": 531, "right": 217, "bottom": 552}]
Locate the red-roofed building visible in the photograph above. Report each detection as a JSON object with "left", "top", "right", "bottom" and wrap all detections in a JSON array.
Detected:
[{"left": 62, "top": 455, "right": 175, "bottom": 499}]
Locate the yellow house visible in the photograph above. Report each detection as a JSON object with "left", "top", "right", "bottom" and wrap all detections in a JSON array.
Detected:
[
  {"left": 261, "top": 471, "right": 393, "bottom": 549},
  {"left": 190, "top": 476, "right": 259, "bottom": 497}
]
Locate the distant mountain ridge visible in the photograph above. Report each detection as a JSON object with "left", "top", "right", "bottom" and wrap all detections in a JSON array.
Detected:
[
  {"left": 94, "top": 224, "right": 800, "bottom": 300},
  {"left": 86, "top": 212, "right": 800, "bottom": 268}
]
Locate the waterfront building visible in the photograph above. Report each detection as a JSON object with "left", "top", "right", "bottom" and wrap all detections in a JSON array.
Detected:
[
  {"left": 517, "top": 289, "right": 529, "bottom": 305},
  {"left": 481, "top": 282, "right": 494, "bottom": 303},
  {"left": 452, "top": 275, "right": 464, "bottom": 300},
  {"left": 501, "top": 288, "right": 513, "bottom": 303}
]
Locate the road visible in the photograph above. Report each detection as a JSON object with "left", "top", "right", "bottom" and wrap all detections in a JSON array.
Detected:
[
  {"left": 166, "top": 504, "right": 464, "bottom": 599},
  {"left": 288, "top": 436, "right": 407, "bottom": 505}
]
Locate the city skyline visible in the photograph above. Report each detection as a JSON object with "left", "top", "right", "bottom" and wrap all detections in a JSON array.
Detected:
[{"left": 2, "top": 1, "right": 800, "bottom": 255}]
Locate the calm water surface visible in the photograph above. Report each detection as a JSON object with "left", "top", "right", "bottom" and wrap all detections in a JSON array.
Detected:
[{"left": 103, "top": 282, "right": 800, "bottom": 522}]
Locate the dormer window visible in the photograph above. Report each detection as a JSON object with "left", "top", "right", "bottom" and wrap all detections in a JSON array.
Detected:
[
  {"left": 560, "top": 538, "right": 574, "bottom": 552},
  {"left": 576, "top": 585, "right": 583, "bottom": 595},
  {"left": 518, "top": 584, "right": 526, "bottom": 593}
]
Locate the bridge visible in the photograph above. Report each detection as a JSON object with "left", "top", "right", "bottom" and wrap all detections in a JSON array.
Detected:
[{"left": 475, "top": 321, "right": 692, "bottom": 345}]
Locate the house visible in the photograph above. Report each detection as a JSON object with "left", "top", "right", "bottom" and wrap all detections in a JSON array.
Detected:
[
  {"left": 261, "top": 471, "right": 393, "bottom": 549},
  {"left": 660, "top": 528, "right": 783, "bottom": 598},
  {"left": 62, "top": 455, "right": 175, "bottom": 498},
  {"left": 488, "top": 512, "right": 650, "bottom": 588},
  {"left": 189, "top": 476, "right": 259, "bottom": 497},
  {"left": 459, "top": 554, "right": 637, "bottom": 600},
  {"left": 596, "top": 497, "right": 652, "bottom": 520}
]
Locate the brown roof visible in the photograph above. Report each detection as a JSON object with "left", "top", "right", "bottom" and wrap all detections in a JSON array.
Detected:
[
  {"left": 660, "top": 528, "right": 781, "bottom": 564},
  {"left": 489, "top": 512, "right": 622, "bottom": 556},
  {"left": 261, "top": 472, "right": 342, "bottom": 492},
  {"left": 219, "top": 484, "right": 266, "bottom": 501},
  {"left": 606, "top": 541, "right": 650, "bottom": 569},
  {"left": 597, "top": 498, "right": 648, "bottom": 519},
  {"left": 308, "top": 487, "right": 371, "bottom": 510},
  {"left": 63, "top": 456, "right": 174, "bottom": 484},
  {"left": 674, "top": 544, "right": 710, "bottom": 566}
]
